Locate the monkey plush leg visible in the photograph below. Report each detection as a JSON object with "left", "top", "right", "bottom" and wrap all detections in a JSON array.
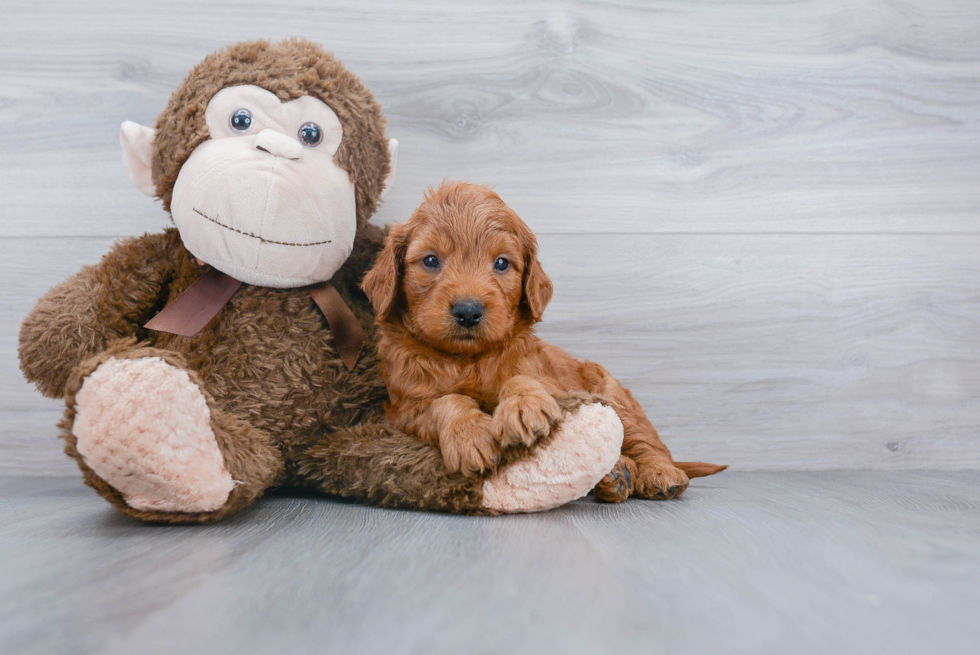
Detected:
[
  {"left": 293, "top": 423, "right": 488, "bottom": 514},
  {"left": 481, "top": 402, "right": 623, "bottom": 513},
  {"left": 61, "top": 343, "right": 282, "bottom": 523},
  {"left": 294, "top": 398, "right": 624, "bottom": 515}
]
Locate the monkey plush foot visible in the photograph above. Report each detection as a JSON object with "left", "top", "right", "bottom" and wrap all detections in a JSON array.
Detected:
[
  {"left": 72, "top": 356, "right": 235, "bottom": 513},
  {"left": 481, "top": 403, "right": 623, "bottom": 513}
]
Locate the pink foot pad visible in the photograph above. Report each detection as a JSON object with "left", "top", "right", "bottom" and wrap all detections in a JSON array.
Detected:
[
  {"left": 73, "top": 356, "right": 235, "bottom": 513},
  {"left": 481, "top": 403, "right": 624, "bottom": 513}
]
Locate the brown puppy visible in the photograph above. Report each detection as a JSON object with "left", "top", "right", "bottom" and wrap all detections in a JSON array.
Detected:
[{"left": 363, "top": 181, "right": 725, "bottom": 501}]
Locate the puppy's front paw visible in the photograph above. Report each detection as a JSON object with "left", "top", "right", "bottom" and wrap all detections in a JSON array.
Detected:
[
  {"left": 633, "top": 459, "right": 690, "bottom": 500},
  {"left": 491, "top": 388, "right": 562, "bottom": 449},
  {"left": 440, "top": 425, "right": 500, "bottom": 477}
]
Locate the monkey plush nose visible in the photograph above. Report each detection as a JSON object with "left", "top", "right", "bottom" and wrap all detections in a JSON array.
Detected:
[
  {"left": 452, "top": 301, "right": 484, "bottom": 328},
  {"left": 255, "top": 129, "right": 303, "bottom": 160}
]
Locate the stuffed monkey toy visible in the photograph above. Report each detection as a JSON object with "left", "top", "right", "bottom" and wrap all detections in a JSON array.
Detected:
[{"left": 18, "top": 39, "right": 624, "bottom": 523}]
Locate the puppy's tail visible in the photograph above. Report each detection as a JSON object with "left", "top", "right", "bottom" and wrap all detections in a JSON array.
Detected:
[{"left": 674, "top": 461, "right": 728, "bottom": 478}]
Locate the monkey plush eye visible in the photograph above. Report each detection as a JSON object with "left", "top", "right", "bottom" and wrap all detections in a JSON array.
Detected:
[
  {"left": 494, "top": 257, "right": 510, "bottom": 272},
  {"left": 230, "top": 109, "right": 253, "bottom": 133},
  {"left": 421, "top": 255, "right": 440, "bottom": 270},
  {"left": 298, "top": 122, "right": 322, "bottom": 147}
]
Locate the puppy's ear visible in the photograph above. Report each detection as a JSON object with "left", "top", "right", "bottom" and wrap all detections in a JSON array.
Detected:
[
  {"left": 519, "top": 228, "right": 553, "bottom": 322},
  {"left": 362, "top": 222, "right": 409, "bottom": 321}
]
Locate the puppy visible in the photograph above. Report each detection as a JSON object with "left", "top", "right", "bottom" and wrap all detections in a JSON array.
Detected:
[{"left": 362, "top": 181, "right": 725, "bottom": 501}]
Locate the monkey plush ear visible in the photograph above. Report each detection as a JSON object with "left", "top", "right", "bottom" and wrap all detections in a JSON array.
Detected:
[
  {"left": 120, "top": 121, "right": 156, "bottom": 197},
  {"left": 381, "top": 138, "right": 398, "bottom": 197}
]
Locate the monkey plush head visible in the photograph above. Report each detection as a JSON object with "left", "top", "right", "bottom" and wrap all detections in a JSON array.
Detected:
[{"left": 120, "top": 39, "right": 397, "bottom": 288}]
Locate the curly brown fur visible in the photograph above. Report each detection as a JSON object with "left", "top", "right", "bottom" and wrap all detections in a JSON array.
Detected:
[
  {"left": 18, "top": 231, "right": 180, "bottom": 399},
  {"left": 296, "top": 422, "right": 490, "bottom": 515},
  {"left": 363, "top": 181, "right": 726, "bottom": 500}
]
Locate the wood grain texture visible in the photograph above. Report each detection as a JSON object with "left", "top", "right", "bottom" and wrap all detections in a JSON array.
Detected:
[
  {"left": 1, "top": 0, "right": 979, "bottom": 236},
  {"left": 2, "top": 0, "right": 979, "bottom": 474},
  {"left": 1, "top": 472, "right": 978, "bottom": 654}
]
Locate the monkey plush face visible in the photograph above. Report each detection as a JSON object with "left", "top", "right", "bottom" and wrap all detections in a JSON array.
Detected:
[
  {"left": 119, "top": 39, "right": 397, "bottom": 288},
  {"left": 168, "top": 84, "right": 356, "bottom": 287}
]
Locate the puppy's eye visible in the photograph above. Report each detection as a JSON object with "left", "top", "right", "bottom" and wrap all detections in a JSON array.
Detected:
[
  {"left": 422, "top": 255, "right": 440, "bottom": 270},
  {"left": 230, "top": 109, "right": 253, "bottom": 133},
  {"left": 494, "top": 257, "right": 510, "bottom": 272}
]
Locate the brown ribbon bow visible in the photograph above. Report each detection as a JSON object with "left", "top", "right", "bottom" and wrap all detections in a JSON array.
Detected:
[{"left": 144, "top": 269, "right": 366, "bottom": 371}]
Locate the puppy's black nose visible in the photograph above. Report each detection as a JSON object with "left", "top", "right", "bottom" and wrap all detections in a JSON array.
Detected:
[{"left": 452, "top": 301, "right": 484, "bottom": 328}]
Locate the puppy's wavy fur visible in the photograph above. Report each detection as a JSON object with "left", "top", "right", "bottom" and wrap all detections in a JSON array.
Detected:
[{"left": 363, "top": 181, "right": 725, "bottom": 501}]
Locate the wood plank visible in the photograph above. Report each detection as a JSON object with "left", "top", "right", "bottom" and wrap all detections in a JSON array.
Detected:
[
  {"left": 1, "top": 0, "right": 979, "bottom": 237},
  {"left": 3, "top": 233, "right": 978, "bottom": 473},
  {"left": 0, "top": 472, "right": 977, "bottom": 654},
  {"left": 0, "top": 410, "right": 75, "bottom": 477},
  {"left": 537, "top": 232, "right": 980, "bottom": 468}
]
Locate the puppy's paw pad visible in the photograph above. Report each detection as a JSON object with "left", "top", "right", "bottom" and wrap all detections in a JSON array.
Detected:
[{"left": 592, "top": 456, "right": 636, "bottom": 503}]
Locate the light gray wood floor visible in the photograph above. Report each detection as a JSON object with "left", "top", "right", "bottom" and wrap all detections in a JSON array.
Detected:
[
  {"left": 2, "top": 471, "right": 978, "bottom": 654},
  {"left": 2, "top": 3, "right": 979, "bottom": 653}
]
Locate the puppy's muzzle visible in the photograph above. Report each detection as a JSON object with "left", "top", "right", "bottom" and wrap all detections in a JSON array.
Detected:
[{"left": 452, "top": 300, "right": 484, "bottom": 328}]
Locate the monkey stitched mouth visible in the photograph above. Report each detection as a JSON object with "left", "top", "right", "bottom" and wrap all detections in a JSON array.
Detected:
[{"left": 193, "top": 208, "right": 332, "bottom": 247}]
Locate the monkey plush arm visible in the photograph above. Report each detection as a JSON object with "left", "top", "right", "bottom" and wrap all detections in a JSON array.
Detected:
[{"left": 19, "top": 230, "right": 181, "bottom": 399}]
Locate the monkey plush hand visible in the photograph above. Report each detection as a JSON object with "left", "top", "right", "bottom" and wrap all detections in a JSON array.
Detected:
[{"left": 18, "top": 40, "right": 622, "bottom": 522}]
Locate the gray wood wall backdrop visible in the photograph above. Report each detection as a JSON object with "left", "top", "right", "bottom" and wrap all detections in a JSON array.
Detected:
[{"left": 1, "top": 0, "right": 978, "bottom": 475}]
